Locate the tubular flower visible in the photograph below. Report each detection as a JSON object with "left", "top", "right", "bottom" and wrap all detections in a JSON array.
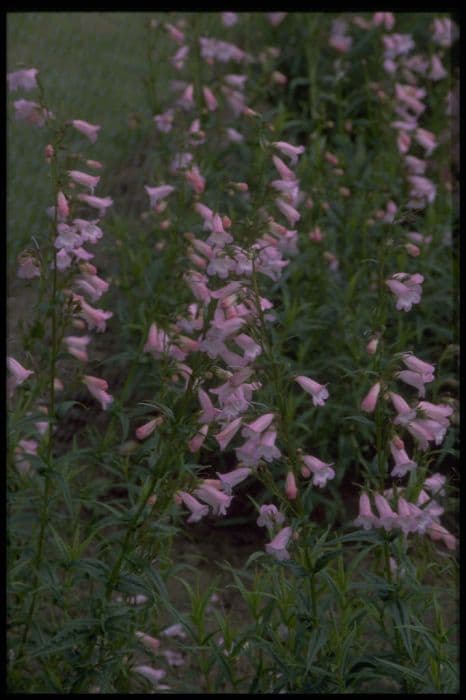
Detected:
[
  {"left": 294, "top": 375, "right": 329, "bottom": 406},
  {"left": 265, "top": 526, "right": 293, "bottom": 561},
  {"left": 360, "top": 381, "right": 381, "bottom": 413},
  {"left": 83, "top": 375, "right": 113, "bottom": 410}
]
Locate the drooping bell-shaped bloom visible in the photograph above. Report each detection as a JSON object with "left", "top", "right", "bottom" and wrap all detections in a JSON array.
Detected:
[
  {"left": 301, "top": 454, "right": 335, "bottom": 488},
  {"left": 177, "top": 491, "right": 209, "bottom": 523},
  {"left": 396, "top": 370, "right": 428, "bottom": 398},
  {"left": 83, "top": 375, "right": 113, "bottom": 410},
  {"left": 136, "top": 416, "right": 163, "bottom": 441},
  {"left": 68, "top": 170, "right": 100, "bottom": 193},
  {"left": 161, "top": 623, "right": 187, "bottom": 639},
  {"left": 285, "top": 471, "right": 298, "bottom": 500},
  {"left": 134, "top": 665, "right": 166, "bottom": 687},
  {"left": 7, "top": 356, "right": 34, "bottom": 385},
  {"left": 265, "top": 526, "right": 293, "bottom": 561},
  {"left": 7, "top": 68, "right": 39, "bottom": 91},
  {"left": 257, "top": 504, "right": 286, "bottom": 529},
  {"left": 214, "top": 417, "right": 242, "bottom": 451},
  {"left": 77, "top": 194, "right": 113, "bottom": 217},
  {"left": 216, "top": 467, "right": 251, "bottom": 495},
  {"left": 71, "top": 119, "right": 101, "bottom": 143},
  {"left": 386, "top": 274, "right": 423, "bottom": 312},
  {"left": 14, "top": 99, "right": 51, "bottom": 126},
  {"left": 241, "top": 413, "right": 275, "bottom": 439},
  {"left": 17, "top": 252, "right": 40, "bottom": 279},
  {"left": 423, "top": 473, "right": 446, "bottom": 496},
  {"left": 389, "top": 437, "right": 417, "bottom": 478},
  {"left": 145, "top": 184, "right": 175, "bottom": 208},
  {"left": 194, "top": 484, "right": 232, "bottom": 516},
  {"left": 188, "top": 424, "right": 209, "bottom": 452},
  {"left": 272, "top": 141, "right": 305, "bottom": 165},
  {"left": 374, "top": 494, "right": 398, "bottom": 531},
  {"left": 360, "top": 381, "right": 381, "bottom": 413},
  {"left": 143, "top": 322, "right": 170, "bottom": 357},
  {"left": 202, "top": 86, "right": 218, "bottom": 111},
  {"left": 73, "top": 294, "right": 113, "bottom": 332},
  {"left": 135, "top": 631, "right": 161, "bottom": 653},
  {"left": 401, "top": 353, "right": 435, "bottom": 382},
  {"left": 426, "top": 521, "right": 457, "bottom": 550},
  {"left": 354, "top": 493, "right": 377, "bottom": 530},
  {"left": 294, "top": 375, "right": 329, "bottom": 406},
  {"left": 63, "top": 335, "right": 91, "bottom": 362}
]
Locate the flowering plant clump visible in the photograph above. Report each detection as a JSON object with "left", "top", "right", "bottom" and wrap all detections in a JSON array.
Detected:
[{"left": 7, "top": 11, "right": 458, "bottom": 694}]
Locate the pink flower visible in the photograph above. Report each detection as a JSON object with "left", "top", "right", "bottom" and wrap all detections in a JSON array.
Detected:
[
  {"left": 154, "top": 109, "right": 175, "bottom": 133},
  {"left": 294, "top": 375, "right": 329, "bottom": 406},
  {"left": 374, "top": 494, "right": 398, "bottom": 531},
  {"left": 222, "top": 12, "right": 238, "bottom": 27},
  {"left": 177, "top": 491, "right": 209, "bottom": 523},
  {"left": 395, "top": 370, "right": 429, "bottom": 397},
  {"left": 423, "top": 473, "right": 446, "bottom": 495},
  {"left": 389, "top": 437, "right": 417, "bottom": 478},
  {"left": 426, "top": 521, "right": 457, "bottom": 550},
  {"left": 202, "top": 86, "right": 218, "bottom": 111},
  {"left": 414, "top": 128, "right": 437, "bottom": 156},
  {"left": 135, "top": 632, "right": 160, "bottom": 653},
  {"left": 390, "top": 392, "right": 417, "bottom": 425},
  {"left": 366, "top": 337, "right": 379, "bottom": 355},
  {"left": 241, "top": 413, "right": 275, "bottom": 439},
  {"left": 429, "top": 54, "right": 447, "bottom": 81},
  {"left": 216, "top": 467, "right": 251, "bottom": 495},
  {"left": 143, "top": 322, "right": 170, "bottom": 356},
  {"left": 165, "top": 22, "right": 185, "bottom": 44},
  {"left": 73, "top": 294, "right": 112, "bottom": 332},
  {"left": 7, "top": 68, "right": 39, "bottom": 91},
  {"left": 17, "top": 252, "right": 40, "bottom": 279},
  {"left": 71, "top": 119, "right": 101, "bottom": 143},
  {"left": 373, "top": 12, "right": 395, "bottom": 30},
  {"left": 405, "top": 419, "right": 439, "bottom": 450},
  {"left": 360, "top": 381, "right": 381, "bottom": 413},
  {"left": 68, "top": 170, "right": 100, "bottom": 193},
  {"left": 83, "top": 375, "right": 113, "bottom": 410},
  {"left": 134, "top": 665, "right": 166, "bottom": 687},
  {"left": 285, "top": 471, "right": 298, "bottom": 500},
  {"left": 145, "top": 185, "right": 175, "bottom": 208},
  {"left": 354, "top": 493, "right": 377, "bottom": 530},
  {"left": 185, "top": 166, "right": 206, "bottom": 194},
  {"left": 401, "top": 353, "right": 435, "bottom": 381},
  {"left": 431, "top": 17, "right": 458, "bottom": 48},
  {"left": 272, "top": 141, "right": 305, "bottom": 165},
  {"left": 266, "top": 12, "right": 287, "bottom": 26},
  {"left": 7, "top": 356, "right": 34, "bottom": 389},
  {"left": 14, "top": 438, "right": 39, "bottom": 474},
  {"left": 385, "top": 274, "right": 423, "bottom": 312},
  {"left": 63, "top": 335, "right": 91, "bottom": 362},
  {"left": 257, "top": 504, "right": 285, "bottom": 530},
  {"left": 301, "top": 455, "right": 335, "bottom": 488},
  {"left": 194, "top": 484, "right": 232, "bottom": 516},
  {"left": 417, "top": 400, "right": 452, "bottom": 424},
  {"left": 265, "top": 526, "right": 293, "bottom": 561},
  {"left": 188, "top": 424, "right": 209, "bottom": 452},
  {"left": 136, "top": 417, "right": 163, "bottom": 441},
  {"left": 161, "top": 623, "right": 186, "bottom": 639},
  {"left": 226, "top": 127, "right": 244, "bottom": 143},
  {"left": 275, "top": 198, "right": 300, "bottom": 227},
  {"left": 329, "top": 33, "right": 353, "bottom": 53},
  {"left": 14, "top": 99, "right": 50, "bottom": 126},
  {"left": 197, "top": 388, "right": 220, "bottom": 424},
  {"left": 77, "top": 194, "right": 113, "bottom": 217},
  {"left": 214, "top": 417, "right": 242, "bottom": 451}
]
